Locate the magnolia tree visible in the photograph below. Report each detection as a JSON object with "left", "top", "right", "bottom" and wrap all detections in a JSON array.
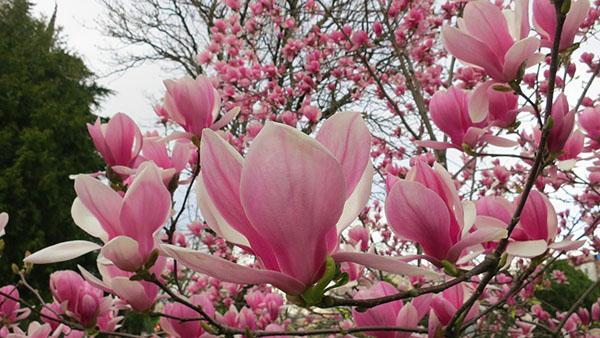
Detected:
[{"left": 1, "top": 0, "right": 599, "bottom": 337}]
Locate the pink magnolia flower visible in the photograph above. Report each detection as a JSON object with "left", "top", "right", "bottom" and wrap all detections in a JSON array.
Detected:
[
  {"left": 469, "top": 81, "right": 520, "bottom": 127},
  {"left": 533, "top": 0, "right": 590, "bottom": 51},
  {"left": 352, "top": 282, "right": 432, "bottom": 338},
  {"left": 25, "top": 161, "right": 171, "bottom": 273},
  {"left": 163, "top": 76, "right": 239, "bottom": 138},
  {"left": 420, "top": 87, "right": 516, "bottom": 151},
  {"left": 0, "top": 212, "right": 7, "bottom": 237},
  {"left": 130, "top": 137, "right": 195, "bottom": 183},
  {"left": 49, "top": 271, "right": 114, "bottom": 328},
  {"left": 87, "top": 113, "right": 143, "bottom": 168},
  {"left": 557, "top": 130, "right": 584, "bottom": 170},
  {"left": 78, "top": 257, "right": 166, "bottom": 312},
  {"left": 0, "top": 286, "right": 30, "bottom": 326},
  {"left": 160, "top": 294, "right": 215, "bottom": 338},
  {"left": 428, "top": 285, "right": 479, "bottom": 337},
  {"left": 475, "top": 191, "right": 584, "bottom": 257},
  {"left": 8, "top": 322, "right": 54, "bottom": 338},
  {"left": 546, "top": 94, "right": 575, "bottom": 154},
  {"left": 442, "top": 0, "right": 541, "bottom": 82},
  {"left": 385, "top": 160, "right": 507, "bottom": 265},
  {"left": 580, "top": 107, "right": 600, "bottom": 140},
  {"left": 163, "top": 112, "right": 436, "bottom": 296}
]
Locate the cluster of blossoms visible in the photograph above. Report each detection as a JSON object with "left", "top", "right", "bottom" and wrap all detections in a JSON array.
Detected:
[{"left": 1, "top": 0, "right": 599, "bottom": 337}]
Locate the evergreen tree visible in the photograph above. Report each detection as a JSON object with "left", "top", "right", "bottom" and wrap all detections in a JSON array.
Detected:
[{"left": 0, "top": 0, "right": 106, "bottom": 288}]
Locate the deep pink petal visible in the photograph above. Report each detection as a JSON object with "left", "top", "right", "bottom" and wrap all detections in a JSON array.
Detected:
[
  {"left": 119, "top": 162, "right": 171, "bottom": 255},
  {"left": 385, "top": 180, "right": 452, "bottom": 261},
  {"left": 240, "top": 122, "right": 346, "bottom": 285}
]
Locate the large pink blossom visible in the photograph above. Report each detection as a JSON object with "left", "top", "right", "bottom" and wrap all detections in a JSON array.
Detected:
[
  {"left": 442, "top": 0, "right": 541, "bottom": 82},
  {"left": 533, "top": 0, "right": 590, "bottom": 51},
  {"left": 87, "top": 113, "right": 143, "bottom": 168}
]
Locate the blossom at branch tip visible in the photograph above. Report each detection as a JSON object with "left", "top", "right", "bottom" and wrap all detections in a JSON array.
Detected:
[
  {"left": 428, "top": 284, "right": 479, "bottom": 338},
  {"left": 546, "top": 93, "right": 576, "bottom": 154},
  {"left": 418, "top": 86, "right": 517, "bottom": 151},
  {"left": 162, "top": 112, "right": 437, "bottom": 297},
  {"left": 385, "top": 160, "right": 508, "bottom": 266},
  {"left": 163, "top": 75, "right": 240, "bottom": 138},
  {"left": 24, "top": 161, "right": 171, "bottom": 274},
  {"left": 442, "top": 0, "right": 542, "bottom": 82},
  {"left": 533, "top": 0, "right": 590, "bottom": 52},
  {"left": 0, "top": 285, "right": 30, "bottom": 328},
  {"left": 469, "top": 81, "right": 520, "bottom": 127},
  {"left": 475, "top": 191, "right": 584, "bottom": 257},
  {"left": 352, "top": 281, "right": 432, "bottom": 338},
  {"left": 87, "top": 113, "right": 143, "bottom": 168}
]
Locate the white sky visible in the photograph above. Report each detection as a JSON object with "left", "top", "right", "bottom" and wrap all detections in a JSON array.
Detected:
[{"left": 31, "top": 0, "right": 181, "bottom": 129}]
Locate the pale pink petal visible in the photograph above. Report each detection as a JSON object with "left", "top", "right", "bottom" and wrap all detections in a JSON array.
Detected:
[
  {"left": 161, "top": 244, "right": 306, "bottom": 295},
  {"left": 447, "top": 228, "right": 508, "bottom": 262},
  {"left": 119, "top": 162, "right": 171, "bottom": 255},
  {"left": 24, "top": 241, "right": 101, "bottom": 264},
  {"left": 77, "top": 265, "right": 112, "bottom": 293},
  {"left": 210, "top": 106, "right": 241, "bottom": 131},
  {"left": 109, "top": 277, "right": 156, "bottom": 312},
  {"left": 240, "top": 122, "right": 346, "bottom": 285},
  {"left": 463, "top": 0, "right": 514, "bottom": 59},
  {"left": 335, "top": 161, "right": 373, "bottom": 233},
  {"left": 74, "top": 175, "right": 123, "bottom": 238},
  {"left": 385, "top": 180, "right": 452, "bottom": 261},
  {"left": 548, "top": 239, "right": 585, "bottom": 251},
  {"left": 331, "top": 251, "right": 441, "bottom": 279},
  {"left": 316, "top": 111, "right": 371, "bottom": 196},
  {"left": 442, "top": 26, "right": 505, "bottom": 81},
  {"left": 481, "top": 134, "right": 519, "bottom": 148},
  {"left": 502, "top": 37, "right": 540, "bottom": 81},
  {"left": 71, "top": 198, "right": 109, "bottom": 243},
  {"left": 461, "top": 201, "right": 477, "bottom": 236},
  {"left": 473, "top": 215, "right": 509, "bottom": 230},
  {"left": 101, "top": 236, "right": 145, "bottom": 272},
  {"left": 506, "top": 240, "right": 548, "bottom": 257},
  {"left": 560, "top": 0, "right": 590, "bottom": 51},
  {"left": 396, "top": 304, "right": 420, "bottom": 338},
  {"left": 196, "top": 177, "right": 250, "bottom": 247},
  {"left": 200, "top": 129, "right": 278, "bottom": 270},
  {"left": 468, "top": 81, "right": 494, "bottom": 123}
]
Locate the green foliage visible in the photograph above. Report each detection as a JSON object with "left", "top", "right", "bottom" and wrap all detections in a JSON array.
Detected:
[
  {"left": 535, "top": 259, "right": 600, "bottom": 312},
  {"left": 0, "top": 0, "right": 107, "bottom": 289}
]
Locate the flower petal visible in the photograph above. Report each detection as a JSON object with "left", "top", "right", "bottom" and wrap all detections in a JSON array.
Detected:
[
  {"left": 385, "top": 180, "right": 452, "bottom": 261},
  {"left": 196, "top": 177, "right": 250, "bottom": 247},
  {"left": 24, "top": 241, "right": 101, "bottom": 264},
  {"left": 240, "top": 122, "right": 346, "bottom": 285},
  {"left": 200, "top": 129, "right": 278, "bottom": 270},
  {"left": 463, "top": 0, "right": 514, "bottom": 59},
  {"left": 119, "top": 162, "right": 171, "bottom": 254},
  {"left": 331, "top": 251, "right": 441, "bottom": 279},
  {"left": 506, "top": 240, "right": 548, "bottom": 257},
  {"left": 502, "top": 37, "right": 540, "bottom": 81},
  {"left": 447, "top": 228, "right": 508, "bottom": 262},
  {"left": 336, "top": 161, "right": 374, "bottom": 233},
  {"left": 74, "top": 175, "right": 123, "bottom": 238},
  {"left": 0, "top": 212, "right": 7, "bottom": 237},
  {"left": 71, "top": 198, "right": 109, "bottom": 243},
  {"left": 110, "top": 277, "right": 156, "bottom": 312},
  {"left": 468, "top": 81, "right": 494, "bottom": 123},
  {"left": 161, "top": 244, "right": 306, "bottom": 295},
  {"left": 101, "top": 236, "right": 145, "bottom": 272},
  {"left": 316, "top": 111, "right": 371, "bottom": 197},
  {"left": 442, "top": 26, "right": 505, "bottom": 81},
  {"left": 210, "top": 106, "right": 241, "bottom": 131},
  {"left": 548, "top": 239, "right": 585, "bottom": 251}
]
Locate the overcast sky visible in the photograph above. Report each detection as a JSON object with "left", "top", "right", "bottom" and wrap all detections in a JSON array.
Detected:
[{"left": 31, "top": 0, "right": 179, "bottom": 128}]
